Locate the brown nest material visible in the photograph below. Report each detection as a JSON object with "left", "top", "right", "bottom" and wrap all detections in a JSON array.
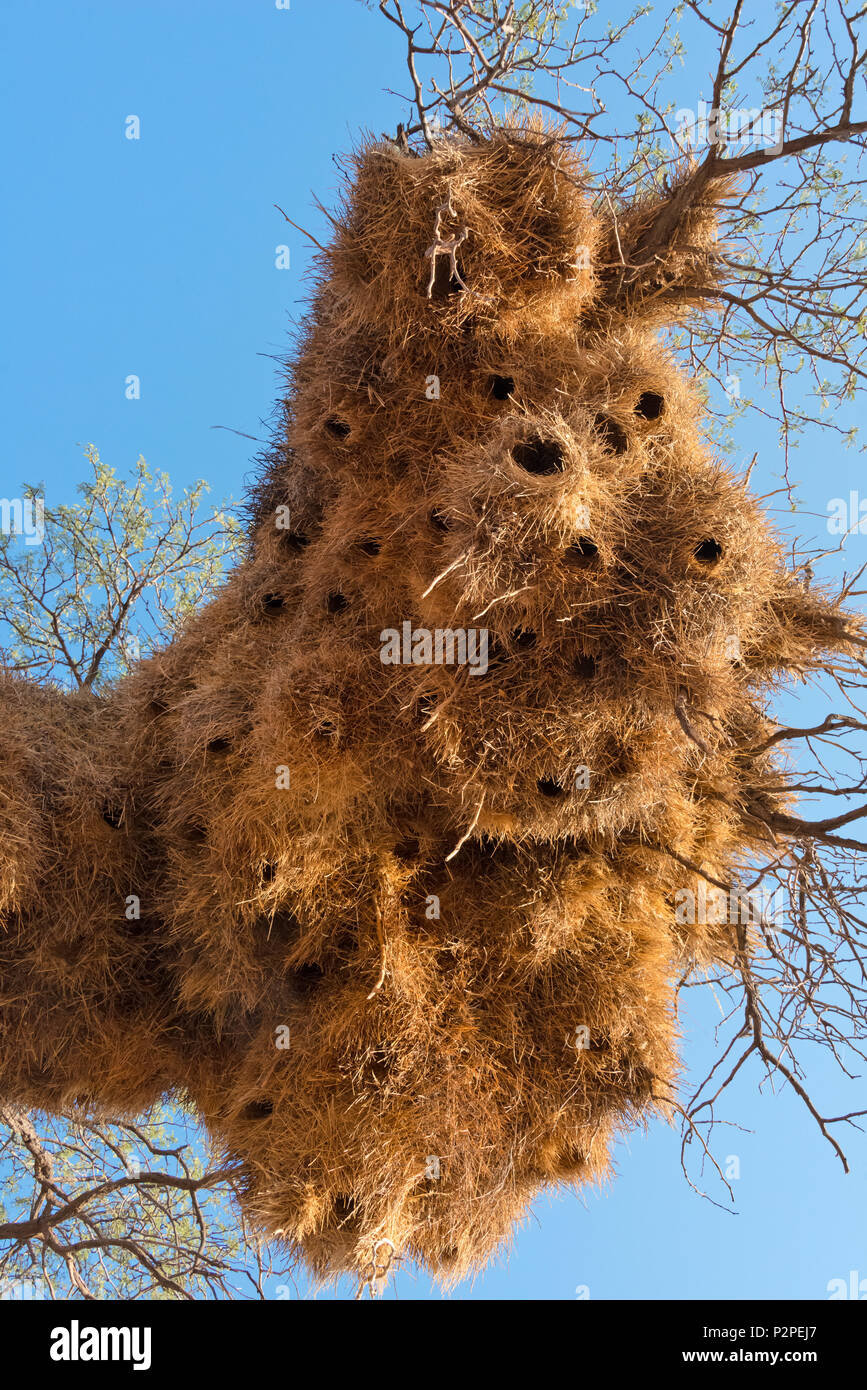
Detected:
[{"left": 0, "top": 125, "right": 861, "bottom": 1286}]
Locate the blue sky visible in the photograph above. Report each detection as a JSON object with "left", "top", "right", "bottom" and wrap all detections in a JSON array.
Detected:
[{"left": 1, "top": 0, "right": 864, "bottom": 1300}]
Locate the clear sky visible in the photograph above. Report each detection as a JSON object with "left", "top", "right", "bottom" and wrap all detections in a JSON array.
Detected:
[{"left": 1, "top": 0, "right": 864, "bottom": 1301}]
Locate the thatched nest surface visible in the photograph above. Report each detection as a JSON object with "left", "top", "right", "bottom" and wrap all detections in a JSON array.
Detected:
[{"left": 0, "top": 127, "right": 860, "bottom": 1285}]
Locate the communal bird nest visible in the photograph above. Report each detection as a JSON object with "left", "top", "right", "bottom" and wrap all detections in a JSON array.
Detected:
[{"left": 0, "top": 126, "right": 861, "bottom": 1287}]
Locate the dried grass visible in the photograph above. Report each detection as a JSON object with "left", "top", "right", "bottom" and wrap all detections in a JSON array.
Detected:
[{"left": 0, "top": 125, "right": 861, "bottom": 1286}]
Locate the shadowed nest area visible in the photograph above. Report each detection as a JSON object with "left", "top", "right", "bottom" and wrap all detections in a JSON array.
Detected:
[{"left": 0, "top": 128, "right": 862, "bottom": 1286}]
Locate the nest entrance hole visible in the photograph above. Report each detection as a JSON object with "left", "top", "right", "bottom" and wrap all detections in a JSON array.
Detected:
[
  {"left": 430, "top": 255, "right": 466, "bottom": 301},
  {"left": 537, "top": 777, "right": 568, "bottom": 800},
  {"left": 281, "top": 530, "right": 309, "bottom": 554},
  {"left": 394, "top": 836, "right": 420, "bottom": 862},
  {"left": 293, "top": 963, "right": 325, "bottom": 993},
  {"left": 512, "top": 437, "right": 565, "bottom": 476},
  {"left": 333, "top": 1195, "right": 359, "bottom": 1226},
  {"left": 635, "top": 391, "right": 664, "bottom": 420},
  {"left": 242, "top": 1099, "right": 274, "bottom": 1122},
  {"left": 565, "top": 538, "right": 599, "bottom": 566},
  {"left": 489, "top": 374, "right": 515, "bottom": 401},
  {"left": 694, "top": 538, "right": 723, "bottom": 565}
]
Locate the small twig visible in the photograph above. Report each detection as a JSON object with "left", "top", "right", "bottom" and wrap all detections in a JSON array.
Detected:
[
  {"left": 425, "top": 197, "right": 469, "bottom": 298},
  {"left": 445, "top": 794, "right": 485, "bottom": 862},
  {"left": 273, "top": 205, "right": 327, "bottom": 253}
]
